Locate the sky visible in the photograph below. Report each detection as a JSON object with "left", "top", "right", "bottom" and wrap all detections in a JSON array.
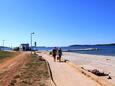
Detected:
[{"left": 0, "top": 0, "right": 115, "bottom": 47}]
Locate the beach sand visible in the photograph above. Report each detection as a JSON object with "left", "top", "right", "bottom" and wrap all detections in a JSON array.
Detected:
[
  {"left": 39, "top": 52, "right": 102, "bottom": 86},
  {"left": 63, "top": 52, "right": 115, "bottom": 84}
]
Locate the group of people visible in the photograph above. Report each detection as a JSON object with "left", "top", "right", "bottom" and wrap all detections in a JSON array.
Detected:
[{"left": 52, "top": 47, "right": 63, "bottom": 62}]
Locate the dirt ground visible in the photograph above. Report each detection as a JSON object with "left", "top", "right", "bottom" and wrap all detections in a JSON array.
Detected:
[
  {"left": 0, "top": 52, "right": 29, "bottom": 86},
  {"left": 0, "top": 52, "right": 52, "bottom": 86},
  {"left": 8, "top": 55, "right": 51, "bottom": 86}
]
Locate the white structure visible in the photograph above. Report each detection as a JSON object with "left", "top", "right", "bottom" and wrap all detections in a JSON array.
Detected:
[{"left": 20, "top": 44, "right": 29, "bottom": 51}]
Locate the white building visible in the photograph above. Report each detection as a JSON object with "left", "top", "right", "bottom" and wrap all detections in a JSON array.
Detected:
[{"left": 20, "top": 44, "right": 29, "bottom": 51}]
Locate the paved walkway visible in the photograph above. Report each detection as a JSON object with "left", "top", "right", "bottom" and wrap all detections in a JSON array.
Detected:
[{"left": 39, "top": 52, "right": 101, "bottom": 86}]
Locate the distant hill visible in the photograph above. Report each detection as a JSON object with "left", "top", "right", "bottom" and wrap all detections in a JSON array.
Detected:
[
  {"left": 69, "top": 45, "right": 91, "bottom": 47},
  {"left": 69, "top": 43, "right": 115, "bottom": 47},
  {"left": 96, "top": 43, "right": 115, "bottom": 46},
  {"left": 0, "top": 46, "right": 9, "bottom": 48}
]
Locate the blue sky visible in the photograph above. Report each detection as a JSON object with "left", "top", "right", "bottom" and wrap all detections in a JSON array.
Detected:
[{"left": 0, "top": 0, "right": 115, "bottom": 47}]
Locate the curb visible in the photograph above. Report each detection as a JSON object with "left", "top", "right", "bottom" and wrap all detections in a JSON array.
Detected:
[
  {"left": 66, "top": 61, "right": 115, "bottom": 86},
  {"left": 45, "top": 60, "right": 57, "bottom": 86},
  {"left": 37, "top": 54, "right": 57, "bottom": 86}
]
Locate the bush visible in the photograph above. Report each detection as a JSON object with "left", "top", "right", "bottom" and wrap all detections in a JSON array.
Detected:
[
  {"left": 49, "top": 51, "right": 52, "bottom": 55},
  {"left": 13, "top": 47, "right": 19, "bottom": 51}
]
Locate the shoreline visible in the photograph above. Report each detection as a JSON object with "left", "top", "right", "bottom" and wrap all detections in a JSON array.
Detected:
[
  {"left": 62, "top": 52, "right": 115, "bottom": 84},
  {"left": 65, "top": 51, "right": 115, "bottom": 58}
]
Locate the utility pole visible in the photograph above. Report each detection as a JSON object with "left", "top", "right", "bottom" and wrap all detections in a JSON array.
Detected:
[
  {"left": 31, "top": 32, "right": 35, "bottom": 54},
  {"left": 35, "top": 41, "right": 37, "bottom": 52},
  {"left": 3, "top": 40, "right": 5, "bottom": 51},
  {"left": 11, "top": 43, "right": 12, "bottom": 50}
]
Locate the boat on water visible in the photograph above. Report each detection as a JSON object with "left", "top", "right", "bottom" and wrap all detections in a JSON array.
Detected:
[{"left": 67, "top": 48, "right": 99, "bottom": 52}]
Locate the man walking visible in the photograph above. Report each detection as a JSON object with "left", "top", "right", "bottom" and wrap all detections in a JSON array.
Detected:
[
  {"left": 58, "top": 48, "right": 62, "bottom": 62},
  {"left": 52, "top": 47, "right": 57, "bottom": 62}
]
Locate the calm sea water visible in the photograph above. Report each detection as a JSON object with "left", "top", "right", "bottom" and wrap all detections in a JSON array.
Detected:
[
  {"left": 68, "top": 45, "right": 115, "bottom": 56},
  {"left": 0, "top": 47, "right": 12, "bottom": 51},
  {"left": 36, "top": 46, "right": 115, "bottom": 56},
  {"left": 1, "top": 46, "right": 115, "bottom": 56}
]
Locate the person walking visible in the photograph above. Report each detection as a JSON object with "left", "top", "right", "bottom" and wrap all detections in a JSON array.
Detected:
[
  {"left": 58, "top": 48, "right": 63, "bottom": 62},
  {"left": 52, "top": 47, "right": 57, "bottom": 62}
]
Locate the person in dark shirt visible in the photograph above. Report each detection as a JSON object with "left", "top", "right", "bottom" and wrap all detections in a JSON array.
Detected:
[
  {"left": 58, "top": 48, "right": 62, "bottom": 62},
  {"left": 52, "top": 47, "right": 57, "bottom": 62}
]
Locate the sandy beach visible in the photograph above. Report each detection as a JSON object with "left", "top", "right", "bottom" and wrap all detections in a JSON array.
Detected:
[
  {"left": 39, "top": 52, "right": 102, "bottom": 86},
  {"left": 62, "top": 52, "right": 115, "bottom": 84}
]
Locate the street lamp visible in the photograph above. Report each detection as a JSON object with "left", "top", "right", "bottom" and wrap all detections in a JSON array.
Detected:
[{"left": 31, "top": 32, "right": 35, "bottom": 54}]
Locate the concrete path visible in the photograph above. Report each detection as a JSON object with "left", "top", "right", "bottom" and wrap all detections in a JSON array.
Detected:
[{"left": 39, "top": 52, "right": 101, "bottom": 86}]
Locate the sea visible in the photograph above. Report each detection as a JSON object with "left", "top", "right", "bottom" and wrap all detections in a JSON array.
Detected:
[
  {"left": 36, "top": 45, "right": 115, "bottom": 56},
  {"left": 1, "top": 45, "right": 115, "bottom": 56},
  {"left": 0, "top": 47, "right": 12, "bottom": 51}
]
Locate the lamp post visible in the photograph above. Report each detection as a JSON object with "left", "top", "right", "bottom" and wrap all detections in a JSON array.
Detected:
[{"left": 31, "top": 32, "right": 35, "bottom": 54}]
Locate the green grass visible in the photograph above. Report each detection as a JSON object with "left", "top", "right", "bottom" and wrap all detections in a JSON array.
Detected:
[{"left": 0, "top": 51, "right": 14, "bottom": 59}]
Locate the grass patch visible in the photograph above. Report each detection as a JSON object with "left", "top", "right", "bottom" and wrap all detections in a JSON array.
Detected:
[
  {"left": 0, "top": 51, "right": 18, "bottom": 59},
  {"left": 0, "top": 51, "right": 12, "bottom": 58},
  {"left": 9, "top": 54, "right": 50, "bottom": 86}
]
